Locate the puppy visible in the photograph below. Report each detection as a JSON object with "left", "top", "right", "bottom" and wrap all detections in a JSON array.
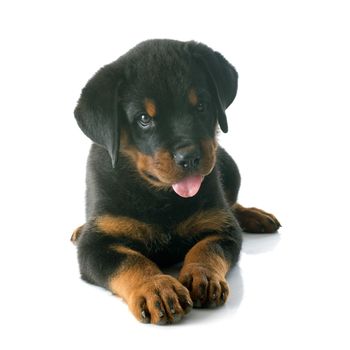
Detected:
[{"left": 72, "top": 39, "right": 280, "bottom": 324}]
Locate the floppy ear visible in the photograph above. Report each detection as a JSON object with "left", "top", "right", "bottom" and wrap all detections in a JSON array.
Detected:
[
  {"left": 189, "top": 42, "right": 238, "bottom": 133},
  {"left": 74, "top": 64, "right": 122, "bottom": 168}
]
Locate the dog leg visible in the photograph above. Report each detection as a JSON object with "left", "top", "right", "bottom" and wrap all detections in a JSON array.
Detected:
[
  {"left": 178, "top": 234, "right": 241, "bottom": 308},
  {"left": 108, "top": 245, "right": 192, "bottom": 324},
  {"left": 233, "top": 203, "right": 281, "bottom": 233},
  {"left": 70, "top": 225, "right": 84, "bottom": 243},
  {"left": 77, "top": 221, "right": 192, "bottom": 324}
]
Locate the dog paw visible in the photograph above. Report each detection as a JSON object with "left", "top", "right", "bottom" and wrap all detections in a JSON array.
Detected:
[
  {"left": 128, "top": 274, "right": 193, "bottom": 325},
  {"left": 234, "top": 205, "right": 281, "bottom": 233},
  {"left": 179, "top": 263, "right": 229, "bottom": 308}
]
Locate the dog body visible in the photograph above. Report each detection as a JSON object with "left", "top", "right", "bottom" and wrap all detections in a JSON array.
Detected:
[{"left": 72, "top": 40, "right": 280, "bottom": 324}]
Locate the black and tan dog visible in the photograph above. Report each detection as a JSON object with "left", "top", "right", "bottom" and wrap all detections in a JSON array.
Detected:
[{"left": 71, "top": 39, "right": 280, "bottom": 324}]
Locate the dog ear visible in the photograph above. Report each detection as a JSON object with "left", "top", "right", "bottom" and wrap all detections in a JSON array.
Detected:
[
  {"left": 74, "top": 64, "right": 122, "bottom": 168},
  {"left": 189, "top": 42, "right": 238, "bottom": 133}
]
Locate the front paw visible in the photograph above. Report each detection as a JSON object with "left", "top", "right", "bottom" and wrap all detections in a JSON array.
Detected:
[
  {"left": 178, "top": 263, "right": 229, "bottom": 308},
  {"left": 128, "top": 274, "right": 193, "bottom": 325}
]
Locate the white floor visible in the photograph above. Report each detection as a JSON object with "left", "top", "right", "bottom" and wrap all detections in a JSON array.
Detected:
[{"left": 1, "top": 1, "right": 349, "bottom": 349}]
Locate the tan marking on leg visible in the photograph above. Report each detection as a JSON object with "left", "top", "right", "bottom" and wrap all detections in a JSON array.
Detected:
[
  {"left": 109, "top": 245, "right": 161, "bottom": 299},
  {"left": 176, "top": 208, "right": 235, "bottom": 236},
  {"left": 71, "top": 225, "right": 84, "bottom": 244},
  {"left": 178, "top": 235, "right": 231, "bottom": 308},
  {"left": 108, "top": 245, "right": 192, "bottom": 324},
  {"left": 233, "top": 203, "right": 281, "bottom": 233},
  {"left": 182, "top": 235, "right": 230, "bottom": 275},
  {"left": 96, "top": 215, "right": 165, "bottom": 243}
]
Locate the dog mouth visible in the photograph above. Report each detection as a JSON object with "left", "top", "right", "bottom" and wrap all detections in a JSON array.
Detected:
[
  {"left": 171, "top": 175, "right": 204, "bottom": 198},
  {"left": 127, "top": 139, "right": 218, "bottom": 197},
  {"left": 144, "top": 171, "right": 205, "bottom": 198}
]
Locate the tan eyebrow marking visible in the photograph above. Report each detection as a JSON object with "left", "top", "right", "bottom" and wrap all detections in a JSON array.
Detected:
[
  {"left": 188, "top": 88, "right": 198, "bottom": 106},
  {"left": 144, "top": 98, "right": 157, "bottom": 117}
]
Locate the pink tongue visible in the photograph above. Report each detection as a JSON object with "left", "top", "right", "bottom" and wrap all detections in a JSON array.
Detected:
[{"left": 172, "top": 175, "right": 204, "bottom": 198}]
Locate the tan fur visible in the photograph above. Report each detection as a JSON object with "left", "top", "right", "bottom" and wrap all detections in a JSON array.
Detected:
[
  {"left": 96, "top": 215, "right": 166, "bottom": 244},
  {"left": 176, "top": 208, "right": 234, "bottom": 236},
  {"left": 200, "top": 139, "right": 218, "bottom": 175},
  {"left": 233, "top": 203, "right": 281, "bottom": 233},
  {"left": 178, "top": 235, "right": 231, "bottom": 306},
  {"left": 120, "top": 132, "right": 218, "bottom": 189},
  {"left": 108, "top": 245, "right": 191, "bottom": 324},
  {"left": 182, "top": 235, "right": 229, "bottom": 276},
  {"left": 71, "top": 225, "right": 83, "bottom": 243},
  {"left": 188, "top": 88, "right": 198, "bottom": 106},
  {"left": 108, "top": 245, "right": 161, "bottom": 300},
  {"left": 144, "top": 98, "right": 157, "bottom": 117}
]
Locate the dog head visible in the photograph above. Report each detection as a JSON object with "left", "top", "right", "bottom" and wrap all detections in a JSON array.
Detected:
[{"left": 75, "top": 39, "right": 238, "bottom": 197}]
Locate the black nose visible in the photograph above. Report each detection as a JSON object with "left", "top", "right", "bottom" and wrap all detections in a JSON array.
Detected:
[{"left": 174, "top": 144, "right": 201, "bottom": 170}]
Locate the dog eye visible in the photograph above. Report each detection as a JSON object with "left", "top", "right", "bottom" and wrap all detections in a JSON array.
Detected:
[
  {"left": 196, "top": 103, "right": 205, "bottom": 112},
  {"left": 138, "top": 114, "right": 152, "bottom": 128}
]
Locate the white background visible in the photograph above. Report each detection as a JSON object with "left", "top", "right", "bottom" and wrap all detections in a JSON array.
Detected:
[{"left": 1, "top": 0, "right": 349, "bottom": 349}]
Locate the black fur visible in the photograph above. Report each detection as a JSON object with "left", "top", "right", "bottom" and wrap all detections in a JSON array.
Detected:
[{"left": 74, "top": 39, "right": 242, "bottom": 298}]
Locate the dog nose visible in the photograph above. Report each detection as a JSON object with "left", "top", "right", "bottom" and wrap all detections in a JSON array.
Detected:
[{"left": 174, "top": 144, "right": 201, "bottom": 169}]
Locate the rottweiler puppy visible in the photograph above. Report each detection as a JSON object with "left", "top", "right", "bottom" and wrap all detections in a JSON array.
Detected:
[{"left": 71, "top": 39, "right": 280, "bottom": 324}]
